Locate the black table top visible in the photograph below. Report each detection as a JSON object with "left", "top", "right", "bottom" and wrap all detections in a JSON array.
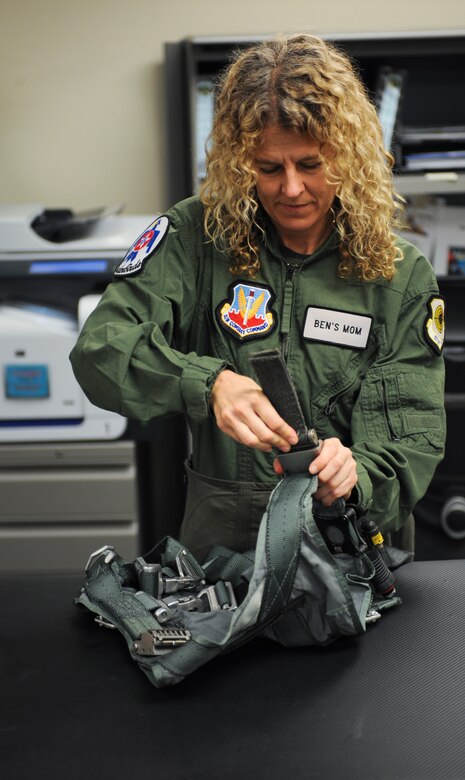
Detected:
[{"left": 2, "top": 559, "right": 465, "bottom": 780}]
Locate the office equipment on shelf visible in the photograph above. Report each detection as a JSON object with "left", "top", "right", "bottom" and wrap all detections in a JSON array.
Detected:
[
  {"left": 404, "top": 150, "right": 465, "bottom": 171},
  {"left": 433, "top": 206, "right": 465, "bottom": 275},
  {"left": 165, "top": 32, "right": 465, "bottom": 202},
  {"left": 398, "top": 196, "right": 445, "bottom": 264},
  {"left": 0, "top": 300, "right": 126, "bottom": 442},
  {"left": 376, "top": 67, "right": 404, "bottom": 151},
  {"left": 0, "top": 204, "right": 152, "bottom": 442}
]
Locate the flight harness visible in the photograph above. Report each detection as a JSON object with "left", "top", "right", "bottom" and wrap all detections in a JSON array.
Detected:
[{"left": 76, "top": 350, "right": 407, "bottom": 688}]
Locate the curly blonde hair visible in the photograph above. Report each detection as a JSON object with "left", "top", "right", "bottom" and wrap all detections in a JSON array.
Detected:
[{"left": 199, "top": 34, "right": 404, "bottom": 280}]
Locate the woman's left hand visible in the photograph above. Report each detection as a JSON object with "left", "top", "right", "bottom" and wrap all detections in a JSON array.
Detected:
[{"left": 274, "top": 437, "right": 357, "bottom": 506}]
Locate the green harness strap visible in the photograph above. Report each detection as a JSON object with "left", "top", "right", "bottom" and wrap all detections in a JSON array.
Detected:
[
  {"left": 260, "top": 473, "right": 315, "bottom": 620},
  {"left": 76, "top": 471, "right": 402, "bottom": 688}
]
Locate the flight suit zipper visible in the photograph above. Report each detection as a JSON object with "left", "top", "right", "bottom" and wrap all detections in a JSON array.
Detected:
[
  {"left": 323, "top": 347, "right": 376, "bottom": 415},
  {"left": 324, "top": 380, "right": 360, "bottom": 417},
  {"left": 280, "top": 263, "right": 299, "bottom": 361}
]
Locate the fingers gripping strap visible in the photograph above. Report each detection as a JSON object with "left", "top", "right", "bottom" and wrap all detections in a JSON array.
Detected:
[
  {"left": 259, "top": 473, "right": 318, "bottom": 621},
  {"left": 249, "top": 349, "right": 307, "bottom": 437}
]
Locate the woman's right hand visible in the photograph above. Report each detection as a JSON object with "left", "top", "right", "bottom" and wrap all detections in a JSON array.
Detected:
[{"left": 210, "top": 369, "right": 298, "bottom": 452}]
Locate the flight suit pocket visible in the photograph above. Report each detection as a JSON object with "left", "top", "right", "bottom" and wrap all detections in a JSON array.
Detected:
[
  {"left": 179, "top": 461, "right": 274, "bottom": 561},
  {"left": 360, "top": 365, "right": 444, "bottom": 451}
]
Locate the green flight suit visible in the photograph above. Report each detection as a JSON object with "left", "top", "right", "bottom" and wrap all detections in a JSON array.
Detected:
[{"left": 70, "top": 196, "right": 446, "bottom": 559}]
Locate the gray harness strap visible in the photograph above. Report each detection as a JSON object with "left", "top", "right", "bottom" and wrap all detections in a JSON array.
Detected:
[
  {"left": 76, "top": 471, "right": 402, "bottom": 688},
  {"left": 260, "top": 473, "right": 312, "bottom": 620}
]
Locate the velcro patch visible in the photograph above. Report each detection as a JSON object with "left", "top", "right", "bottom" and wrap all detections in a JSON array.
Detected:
[
  {"left": 114, "top": 215, "right": 170, "bottom": 277},
  {"left": 216, "top": 281, "right": 277, "bottom": 341},
  {"left": 424, "top": 296, "right": 445, "bottom": 355},
  {"left": 303, "top": 306, "right": 372, "bottom": 349}
]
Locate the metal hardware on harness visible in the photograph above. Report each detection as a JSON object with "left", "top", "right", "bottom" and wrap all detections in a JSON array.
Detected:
[
  {"left": 175, "top": 549, "right": 203, "bottom": 581},
  {"left": 134, "top": 553, "right": 237, "bottom": 615},
  {"left": 197, "top": 582, "right": 237, "bottom": 611},
  {"left": 162, "top": 574, "right": 199, "bottom": 594},
  {"left": 314, "top": 507, "right": 367, "bottom": 557},
  {"left": 94, "top": 614, "right": 117, "bottom": 629},
  {"left": 163, "top": 594, "right": 199, "bottom": 612},
  {"left": 277, "top": 428, "right": 321, "bottom": 474},
  {"left": 133, "top": 628, "right": 191, "bottom": 656},
  {"left": 365, "top": 609, "right": 382, "bottom": 624},
  {"left": 224, "top": 582, "right": 237, "bottom": 610},
  {"left": 136, "top": 560, "right": 164, "bottom": 598},
  {"left": 136, "top": 552, "right": 204, "bottom": 598},
  {"left": 162, "top": 551, "right": 204, "bottom": 594},
  {"left": 85, "top": 545, "right": 115, "bottom": 573},
  {"left": 154, "top": 606, "right": 171, "bottom": 624}
]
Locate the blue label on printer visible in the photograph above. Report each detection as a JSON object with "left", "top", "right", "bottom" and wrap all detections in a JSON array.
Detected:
[{"left": 5, "top": 365, "right": 50, "bottom": 399}]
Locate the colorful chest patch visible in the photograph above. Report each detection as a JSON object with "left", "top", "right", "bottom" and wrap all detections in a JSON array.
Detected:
[
  {"left": 114, "top": 215, "right": 170, "bottom": 277},
  {"left": 216, "top": 281, "right": 276, "bottom": 341},
  {"left": 424, "top": 296, "right": 445, "bottom": 354}
]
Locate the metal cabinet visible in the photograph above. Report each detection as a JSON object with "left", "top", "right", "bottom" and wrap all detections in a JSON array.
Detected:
[{"left": 0, "top": 441, "right": 139, "bottom": 573}]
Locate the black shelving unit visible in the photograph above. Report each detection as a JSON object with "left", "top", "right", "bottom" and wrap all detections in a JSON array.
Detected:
[{"left": 164, "top": 31, "right": 465, "bottom": 205}]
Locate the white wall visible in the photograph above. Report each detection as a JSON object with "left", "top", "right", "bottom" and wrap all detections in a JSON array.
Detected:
[{"left": 1, "top": 0, "right": 464, "bottom": 215}]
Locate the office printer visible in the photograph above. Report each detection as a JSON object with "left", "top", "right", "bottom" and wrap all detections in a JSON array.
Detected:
[{"left": 0, "top": 204, "right": 152, "bottom": 442}]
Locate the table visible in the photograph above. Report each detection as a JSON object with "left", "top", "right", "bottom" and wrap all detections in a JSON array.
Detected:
[{"left": 2, "top": 560, "right": 465, "bottom": 779}]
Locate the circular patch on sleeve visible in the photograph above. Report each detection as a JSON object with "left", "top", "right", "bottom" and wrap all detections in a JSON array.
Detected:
[
  {"left": 114, "top": 215, "right": 170, "bottom": 277},
  {"left": 424, "top": 295, "right": 445, "bottom": 355}
]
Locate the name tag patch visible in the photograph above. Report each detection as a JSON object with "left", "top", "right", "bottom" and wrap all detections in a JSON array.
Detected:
[{"left": 303, "top": 306, "right": 372, "bottom": 349}]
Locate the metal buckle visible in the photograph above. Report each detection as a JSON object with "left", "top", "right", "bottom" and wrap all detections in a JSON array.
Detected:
[
  {"left": 224, "top": 582, "right": 237, "bottom": 610},
  {"left": 94, "top": 614, "right": 117, "bottom": 629},
  {"left": 365, "top": 609, "right": 382, "bottom": 624},
  {"left": 136, "top": 560, "right": 164, "bottom": 599},
  {"left": 175, "top": 549, "right": 202, "bottom": 580},
  {"left": 197, "top": 582, "right": 237, "bottom": 612},
  {"left": 133, "top": 628, "right": 191, "bottom": 656},
  {"left": 163, "top": 594, "right": 199, "bottom": 612},
  {"left": 85, "top": 545, "right": 115, "bottom": 573},
  {"left": 162, "top": 575, "right": 199, "bottom": 594}
]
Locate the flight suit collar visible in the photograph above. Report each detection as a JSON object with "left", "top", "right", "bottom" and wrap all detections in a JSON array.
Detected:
[{"left": 261, "top": 214, "right": 340, "bottom": 267}]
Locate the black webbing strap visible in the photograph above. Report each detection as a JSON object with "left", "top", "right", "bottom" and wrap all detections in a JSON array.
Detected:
[
  {"left": 249, "top": 348, "right": 320, "bottom": 473},
  {"left": 249, "top": 348, "right": 307, "bottom": 437}
]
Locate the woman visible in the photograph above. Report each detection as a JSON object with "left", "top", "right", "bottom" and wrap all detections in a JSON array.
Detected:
[{"left": 70, "top": 35, "right": 445, "bottom": 561}]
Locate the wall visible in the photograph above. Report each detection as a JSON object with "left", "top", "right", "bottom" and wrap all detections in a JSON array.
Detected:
[{"left": 1, "top": 0, "right": 464, "bottom": 215}]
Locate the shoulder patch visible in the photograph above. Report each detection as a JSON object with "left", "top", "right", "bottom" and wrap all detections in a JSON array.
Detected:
[
  {"left": 424, "top": 295, "right": 445, "bottom": 355},
  {"left": 216, "top": 280, "right": 277, "bottom": 341},
  {"left": 114, "top": 215, "right": 170, "bottom": 277}
]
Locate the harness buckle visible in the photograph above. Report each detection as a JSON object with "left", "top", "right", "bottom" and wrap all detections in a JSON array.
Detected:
[
  {"left": 85, "top": 545, "right": 115, "bottom": 573},
  {"left": 365, "top": 608, "right": 382, "bottom": 623},
  {"left": 133, "top": 628, "right": 191, "bottom": 656},
  {"left": 163, "top": 594, "right": 199, "bottom": 612},
  {"left": 175, "top": 549, "right": 202, "bottom": 580},
  {"left": 197, "top": 582, "right": 237, "bottom": 611},
  {"left": 94, "top": 614, "right": 117, "bottom": 629},
  {"left": 162, "top": 575, "right": 199, "bottom": 594}
]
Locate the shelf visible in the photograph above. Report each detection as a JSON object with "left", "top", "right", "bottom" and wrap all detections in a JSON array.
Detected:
[
  {"left": 395, "top": 173, "right": 465, "bottom": 196},
  {"left": 165, "top": 31, "right": 465, "bottom": 205}
]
